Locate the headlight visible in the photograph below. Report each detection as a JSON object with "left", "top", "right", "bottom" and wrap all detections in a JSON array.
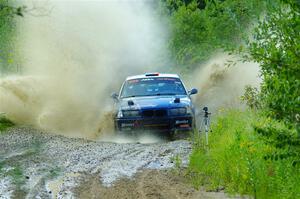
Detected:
[
  {"left": 122, "top": 110, "right": 140, "bottom": 117},
  {"left": 117, "top": 109, "right": 123, "bottom": 118},
  {"left": 186, "top": 107, "right": 192, "bottom": 115},
  {"left": 169, "top": 108, "right": 187, "bottom": 116}
]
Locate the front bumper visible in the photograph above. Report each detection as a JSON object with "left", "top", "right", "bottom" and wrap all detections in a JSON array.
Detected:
[{"left": 115, "top": 115, "right": 194, "bottom": 132}]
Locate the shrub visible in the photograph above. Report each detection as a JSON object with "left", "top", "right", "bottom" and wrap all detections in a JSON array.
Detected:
[
  {"left": 241, "top": 85, "right": 261, "bottom": 109},
  {"left": 163, "top": 0, "right": 267, "bottom": 68},
  {"left": 0, "top": 114, "right": 14, "bottom": 131},
  {"left": 188, "top": 110, "right": 300, "bottom": 199},
  {"left": 248, "top": 1, "right": 300, "bottom": 124}
]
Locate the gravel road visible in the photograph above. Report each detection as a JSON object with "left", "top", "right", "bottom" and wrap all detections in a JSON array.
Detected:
[
  {"left": 0, "top": 127, "right": 191, "bottom": 198},
  {"left": 0, "top": 128, "right": 232, "bottom": 199}
]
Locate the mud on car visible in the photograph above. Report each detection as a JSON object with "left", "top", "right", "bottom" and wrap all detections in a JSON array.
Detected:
[{"left": 111, "top": 73, "right": 198, "bottom": 136}]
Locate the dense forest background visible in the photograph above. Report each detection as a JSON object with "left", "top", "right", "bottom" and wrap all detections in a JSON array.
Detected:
[{"left": 0, "top": 0, "right": 299, "bottom": 198}]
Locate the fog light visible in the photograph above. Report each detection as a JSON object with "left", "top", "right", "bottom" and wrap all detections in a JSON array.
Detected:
[
  {"left": 179, "top": 124, "right": 190, "bottom": 128},
  {"left": 121, "top": 123, "right": 134, "bottom": 128}
]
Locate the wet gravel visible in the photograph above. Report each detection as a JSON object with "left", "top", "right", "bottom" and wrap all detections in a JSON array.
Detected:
[{"left": 0, "top": 127, "right": 192, "bottom": 198}]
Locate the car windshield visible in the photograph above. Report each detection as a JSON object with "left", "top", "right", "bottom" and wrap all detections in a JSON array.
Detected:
[{"left": 120, "top": 77, "right": 187, "bottom": 98}]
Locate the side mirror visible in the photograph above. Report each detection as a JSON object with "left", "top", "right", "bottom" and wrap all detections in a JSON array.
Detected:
[
  {"left": 188, "top": 88, "right": 198, "bottom": 96},
  {"left": 111, "top": 92, "right": 119, "bottom": 101}
]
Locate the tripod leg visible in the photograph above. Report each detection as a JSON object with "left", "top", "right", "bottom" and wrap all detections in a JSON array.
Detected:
[
  {"left": 205, "top": 130, "right": 208, "bottom": 145},
  {"left": 195, "top": 118, "right": 204, "bottom": 146},
  {"left": 199, "top": 119, "right": 204, "bottom": 133},
  {"left": 205, "top": 118, "right": 209, "bottom": 145}
]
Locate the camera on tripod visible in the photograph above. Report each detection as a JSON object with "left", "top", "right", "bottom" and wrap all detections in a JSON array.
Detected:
[
  {"left": 199, "top": 106, "right": 211, "bottom": 145},
  {"left": 203, "top": 107, "right": 211, "bottom": 118}
]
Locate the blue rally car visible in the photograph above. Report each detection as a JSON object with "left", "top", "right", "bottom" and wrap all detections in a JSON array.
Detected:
[{"left": 111, "top": 73, "right": 198, "bottom": 134}]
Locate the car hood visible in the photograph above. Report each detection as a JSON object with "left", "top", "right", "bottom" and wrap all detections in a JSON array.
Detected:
[{"left": 118, "top": 95, "right": 191, "bottom": 110}]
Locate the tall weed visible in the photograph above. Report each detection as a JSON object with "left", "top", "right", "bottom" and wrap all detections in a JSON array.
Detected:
[{"left": 189, "top": 110, "right": 300, "bottom": 199}]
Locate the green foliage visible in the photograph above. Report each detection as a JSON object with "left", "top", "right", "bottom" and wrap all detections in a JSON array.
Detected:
[
  {"left": 164, "top": 0, "right": 267, "bottom": 68},
  {"left": 0, "top": 114, "right": 14, "bottom": 131},
  {"left": 171, "top": 154, "right": 182, "bottom": 169},
  {"left": 238, "top": 6, "right": 300, "bottom": 195},
  {"left": 162, "top": 0, "right": 206, "bottom": 13},
  {"left": 0, "top": 160, "right": 25, "bottom": 190},
  {"left": 254, "top": 118, "right": 300, "bottom": 166},
  {"left": 248, "top": 1, "right": 300, "bottom": 124},
  {"left": 6, "top": 165, "right": 25, "bottom": 187},
  {"left": 0, "top": 0, "right": 24, "bottom": 74},
  {"left": 48, "top": 167, "right": 62, "bottom": 179},
  {"left": 188, "top": 110, "right": 300, "bottom": 199},
  {"left": 170, "top": 154, "right": 183, "bottom": 175},
  {"left": 241, "top": 85, "right": 261, "bottom": 109}
]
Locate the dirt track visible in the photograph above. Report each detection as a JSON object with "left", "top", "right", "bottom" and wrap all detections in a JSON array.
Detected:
[
  {"left": 75, "top": 170, "right": 231, "bottom": 199},
  {"left": 0, "top": 128, "right": 233, "bottom": 199}
]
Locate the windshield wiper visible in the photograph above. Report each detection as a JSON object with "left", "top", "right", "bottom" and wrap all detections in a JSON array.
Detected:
[
  {"left": 122, "top": 93, "right": 178, "bottom": 98},
  {"left": 122, "top": 95, "right": 150, "bottom": 98},
  {"left": 156, "top": 93, "right": 177, "bottom": 96},
  {"left": 121, "top": 95, "right": 136, "bottom": 98}
]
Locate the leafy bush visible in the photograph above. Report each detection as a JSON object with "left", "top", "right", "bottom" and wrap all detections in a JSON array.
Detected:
[
  {"left": 0, "top": 114, "right": 14, "bottom": 131},
  {"left": 248, "top": 1, "right": 300, "bottom": 124},
  {"left": 188, "top": 110, "right": 300, "bottom": 199},
  {"left": 254, "top": 119, "right": 300, "bottom": 166},
  {"left": 163, "top": 0, "right": 267, "bottom": 68},
  {"left": 241, "top": 85, "right": 261, "bottom": 109},
  {"left": 0, "top": 0, "right": 24, "bottom": 74}
]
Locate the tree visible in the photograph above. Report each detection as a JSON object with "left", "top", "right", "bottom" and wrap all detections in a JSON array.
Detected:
[
  {"left": 165, "top": 0, "right": 267, "bottom": 68},
  {"left": 0, "top": 0, "right": 26, "bottom": 74},
  {"left": 248, "top": 1, "right": 300, "bottom": 124}
]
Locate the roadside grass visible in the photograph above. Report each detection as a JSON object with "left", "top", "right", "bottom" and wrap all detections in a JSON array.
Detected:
[
  {"left": 0, "top": 160, "right": 26, "bottom": 196},
  {"left": 188, "top": 109, "right": 300, "bottom": 199},
  {"left": 0, "top": 114, "right": 14, "bottom": 132},
  {"left": 6, "top": 164, "right": 25, "bottom": 187},
  {"left": 0, "top": 139, "right": 42, "bottom": 196},
  {"left": 170, "top": 154, "right": 183, "bottom": 175},
  {"left": 48, "top": 167, "right": 62, "bottom": 179}
]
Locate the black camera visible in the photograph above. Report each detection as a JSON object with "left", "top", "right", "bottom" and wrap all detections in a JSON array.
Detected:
[{"left": 203, "top": 106, "right": 209, "bottom": 117}]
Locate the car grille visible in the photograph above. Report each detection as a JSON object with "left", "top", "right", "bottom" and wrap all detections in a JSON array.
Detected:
[{"left": 142, "top": 109, "right": 167, "bottom": 118}]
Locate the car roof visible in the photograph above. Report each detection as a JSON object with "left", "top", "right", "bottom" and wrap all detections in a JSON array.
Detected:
[{"left": 126, "top": 73, "right": 180, "bottom": 81}]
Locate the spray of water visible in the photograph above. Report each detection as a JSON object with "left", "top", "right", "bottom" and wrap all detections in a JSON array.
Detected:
[
  {"left": 0, "top": 1, "right": 260, "bottom": 141},
  {"left": 187, "top": 53, "right": 261, "bottom": 112},
  {"left": 0, "top": 0, "right": 170, "bottom": 139}
]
